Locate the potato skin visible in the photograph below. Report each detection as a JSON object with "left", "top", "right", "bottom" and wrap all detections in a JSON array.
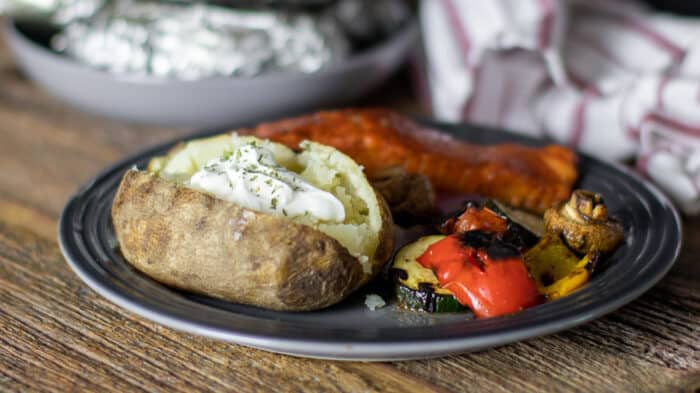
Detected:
[
  {"left": 372, "top": 195, "right": 395, "bottom": 277},
  {"left": 112, "top": 169, "right": 384, "bottom": 311}
]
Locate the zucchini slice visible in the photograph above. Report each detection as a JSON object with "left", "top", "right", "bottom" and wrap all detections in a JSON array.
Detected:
[
  {"left": 395, "top": 284, "right": 468, "bottom": 313},
  {"left": 391, "top": 235, "right": 469, "bottom": 313}
]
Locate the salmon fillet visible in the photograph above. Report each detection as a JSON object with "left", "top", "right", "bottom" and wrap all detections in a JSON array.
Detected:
[{"left": 249, "top": 109, "right": 578, "bottom": 213}]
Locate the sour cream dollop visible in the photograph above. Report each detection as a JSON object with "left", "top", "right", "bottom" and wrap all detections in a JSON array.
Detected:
[{"left": 187, "top": 143, "right": 346, "bottom": 222}]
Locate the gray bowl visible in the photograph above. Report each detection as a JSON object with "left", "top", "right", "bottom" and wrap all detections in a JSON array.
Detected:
[{"left": 4, "top": 19, "right": 418, "bottom": 129}]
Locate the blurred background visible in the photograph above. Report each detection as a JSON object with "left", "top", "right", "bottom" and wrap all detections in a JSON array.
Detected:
[
  {"left": 1, "top": 0, "right": 700, "bottom": 222},
  {"left": 1, "top": 0, "right": 420, "bottom": 129}
]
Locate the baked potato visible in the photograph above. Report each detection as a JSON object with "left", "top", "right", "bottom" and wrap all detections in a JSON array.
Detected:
[{"left": 112, "top": 134, "right": 394, "bottom": 311}]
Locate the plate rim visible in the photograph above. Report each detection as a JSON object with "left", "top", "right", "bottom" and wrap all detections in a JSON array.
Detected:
[{"left": 58, "top": 121, "right": 683, "bottom": 361}]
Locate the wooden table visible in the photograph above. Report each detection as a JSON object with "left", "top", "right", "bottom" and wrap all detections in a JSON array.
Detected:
[{"left": 1, "top": 34, "right": 698, "bottom": 393}]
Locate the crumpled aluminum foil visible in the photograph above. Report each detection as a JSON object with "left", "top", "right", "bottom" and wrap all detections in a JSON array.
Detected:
[
  {"left": 2, "top": 0, "right": 411, "bottom": 79},
  {"left": 0, "top": 0, "right": 103, "bottom": 23},
  {"left": 50, "top": 0, "right": 351, "bottom": 79}
]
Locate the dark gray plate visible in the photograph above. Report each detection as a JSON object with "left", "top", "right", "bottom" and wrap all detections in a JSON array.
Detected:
[{"left": 58, "top": 122, "right": 682, "bottom": 360}]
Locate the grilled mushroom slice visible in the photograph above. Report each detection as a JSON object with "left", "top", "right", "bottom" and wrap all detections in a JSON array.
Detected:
[{"left": 544, "top": 190, "right": 624, "bottom": 254}]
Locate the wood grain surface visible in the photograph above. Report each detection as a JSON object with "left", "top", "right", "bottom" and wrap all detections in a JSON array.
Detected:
[{"left": 0, "top": 30, "right": 698, "bottom": 393}]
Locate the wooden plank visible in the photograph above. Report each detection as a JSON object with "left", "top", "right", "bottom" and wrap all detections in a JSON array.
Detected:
[
  {"left": 0, "top": 86, "right": 189, "bottom": 217},
  {"left": 0, "top": 196, "right": 56, "bottom": 241}
]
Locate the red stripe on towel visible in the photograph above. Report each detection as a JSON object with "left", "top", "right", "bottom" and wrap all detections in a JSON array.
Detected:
[
  {"left": 613, "top": 15, "right": 685, "bottom": 59},
  {"left": 537, "top": 0, "right": 554, "bottom": 50},
  {"left": 440, "top": 0, "right": 477, "bottom": 120},
  {"left": 567, "top": 70, "right": 602, "bottom": 96},
  {"left": 568, "top": 91, "right": 593, "bottom": 146},
  {"left": 462, "top": 67, "right": 479, "bottom": 120},
  {"left": 441, "top": 0, "right": 471, "bottom": 66},
  {"left": 643, "top": 113, "right": 700, "bottom": 138},
  {"left": 655, "top": 75, "right": 670, "bottom": 111}
]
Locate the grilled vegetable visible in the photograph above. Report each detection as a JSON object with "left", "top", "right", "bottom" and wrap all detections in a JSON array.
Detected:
[
  {"left": 391, "top": 235, "right": 468, "bottom": 312},
  {"left": 441, "top": 200, "right": 508, "bottom": 233},
  {"left": 394, "top": 284, "right": 468, "bottom": 313},
  {"left": 490, "top": 200, "right": 544, "bottom": 236},
  {"left": 544, "top": 190, "right": 624, "bottom": 254},
  {"left": 524, "top": 235, "right": 597, "bottom": 300},
  {"left": 417, "top": 232, "right": 543, "bottom": 318},
  {"left": 440, "top": 200, "right": 539, "bottom": 252}
]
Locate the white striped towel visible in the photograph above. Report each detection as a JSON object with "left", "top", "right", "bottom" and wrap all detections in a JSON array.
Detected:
[{"left": 420, "top": 0, "right": 700, "bottom": 214}]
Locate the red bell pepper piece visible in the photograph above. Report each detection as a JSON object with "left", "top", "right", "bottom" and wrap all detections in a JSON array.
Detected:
[
  {"left": 441, "top": 206, "right": 508, "bottom": 234},
  {"left": 417, "top": 234, "right": 542, "bottom": 318}
]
